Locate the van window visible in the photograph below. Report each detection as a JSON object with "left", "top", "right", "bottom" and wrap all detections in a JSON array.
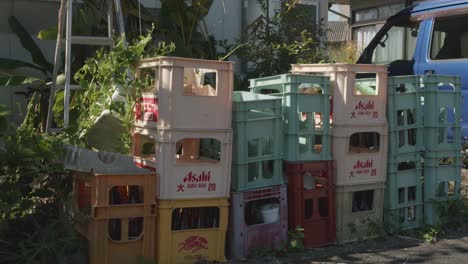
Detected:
[
  {"left": 430, "top": 15, "right": 468, "bottom": 60},
  {"left": 371, "top": 19, "right": 420, "bottom": 64}
]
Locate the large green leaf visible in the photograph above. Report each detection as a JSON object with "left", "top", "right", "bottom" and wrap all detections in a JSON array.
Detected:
[
  {"left": 0, "top": 104, "right": 9, "bottom": 135},
  {"left": 0, "top": 58, "right": 47, "bottom": 73},
  {"left": 0, "top": 75, "right": 42, "bottom": 86},
  {"left": 37, "top": 26, "right": 58, "bottom": 40},
  {"left": 8, "top": 16, "right": 53, "bottom": 73}
]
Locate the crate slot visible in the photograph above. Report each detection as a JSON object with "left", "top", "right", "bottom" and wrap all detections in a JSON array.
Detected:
[
  {"left": 171, "top": 207, "right": 220, "bottom": 230},
  {"left": 354, "top": 75, "right": 378, "bottom": 96},
  {"left": 352, "top": 190, "right": 374, "bottom": 212},
  {"left": 109, "top": 185, "right": 144, "bottom": 205},
  {"left": 183, "top": 68, "right": 217, "bottom": 96},
  {"left": 349, "top": 132, "right": 380, "bottom": 153}
]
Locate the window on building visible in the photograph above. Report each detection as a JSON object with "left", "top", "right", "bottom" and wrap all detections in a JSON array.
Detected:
[
  {"left": 370, "top": 19, "right": 420, "bottom": 64},
  {"left": 430, "top": 14, "right": 468, "bottom": 60}
]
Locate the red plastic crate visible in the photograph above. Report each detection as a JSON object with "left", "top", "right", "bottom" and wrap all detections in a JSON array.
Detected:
[
  {"left": 285, "top": 161, "right": 336, "bottom": 247},
  {"left": 228, "top": 185, "right": 288, "bottom": 259}
]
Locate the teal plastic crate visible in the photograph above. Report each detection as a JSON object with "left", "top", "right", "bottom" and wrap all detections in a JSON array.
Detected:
[
  {"left": 388, "top": 129, "right": 424, "bottom": 155},
  {"left": 250, "top": 74, "right": 331, "bottom": 161},
  {"left": 423, "top": 125, "right": 462, "bottom": 152},
  {"left": 284, "top": 132, "right": 331, "bottom": 161},
  {"left": 384, "top": 153, "right": 423, "bottom": 232},
  {"left": 387, "top": 76, "right": 424, "bottom": 154},
  {"left": 231, "top": 92, "right": 283, "bottom": 191},
  {"left": 231, "top": 158, "right": 283, "bottom": 192},
  {"left": 421, "top": 75, "right": 461, "bottom": 126},
  {"left": 423, "top": 150, "right": 462, "bottom": 225}
]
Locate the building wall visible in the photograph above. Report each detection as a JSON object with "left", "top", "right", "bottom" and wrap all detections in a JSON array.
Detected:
[{"left": 349, "top": 0, "right": 428, "bottom": 53}]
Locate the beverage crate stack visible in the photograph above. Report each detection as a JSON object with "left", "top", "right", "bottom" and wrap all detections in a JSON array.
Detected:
[
  {"left": 250, "top": 74, "right": 336, "bottom": 248},
  {"left": 228, "top": 92, "right": 287, "bottom": 259},
  {"left": 132, "top": 57, "right": 234, "bottom": 263},
  {"left": 66, "top": 146, "right": 157, "bottom": 264},
  {"left": 385, "top": 76, "right": 425, "bottom": 233},
  {"left": 421, "top": 75, "right": 462, "bottom": 225},
  {"left": 293, "top": 64, "right": 388, "bottom": 244}
]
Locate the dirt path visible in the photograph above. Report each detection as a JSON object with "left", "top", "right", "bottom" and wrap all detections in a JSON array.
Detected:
[{"left": 228, "top": 229, "right": 468, "bottom": 264}]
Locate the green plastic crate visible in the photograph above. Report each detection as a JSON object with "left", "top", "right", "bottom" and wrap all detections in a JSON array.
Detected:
[
  {"left": 231, "top": 91, "right": 283, "bottom": 191},
  {"left": 384, "top": 153, "right": 423, "bottom": 232},
  {"left": 421, "top": 75, "right": 461, "bottom": 127},
  {"left": 423, "top": 125, "right": 462, "bottom": 152},
  {"left": 423, "top": 150, "right": 462, "bottom": 225},
  {"left": 250, "top": 74, "right": 331, "bottom": 162},
  {"left": 387, "top": 76, "right": 424, "bottom": 154},
  {"left": 231, "top": 158, "right": 283, "bottom": 192}
]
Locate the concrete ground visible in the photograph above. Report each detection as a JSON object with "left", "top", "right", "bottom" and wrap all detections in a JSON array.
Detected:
[{"left": 228, "top": 230, "right": 468, "bottom": 264}]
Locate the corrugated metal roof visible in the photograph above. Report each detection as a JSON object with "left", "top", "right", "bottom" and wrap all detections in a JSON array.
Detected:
[{"left": 327, "top": 21, "right": 349, "bottom": 43}]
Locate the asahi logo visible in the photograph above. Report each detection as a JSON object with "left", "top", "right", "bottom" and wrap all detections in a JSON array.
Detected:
[
  {"left": 183, "top": 171, "right": 211, "bottom": 183},
  {"left": 179, "top": 236, "right": 208, "bottom": 253},
  {"left": 354, "top": 100, "right": 374, "bottom": 110},
  {"left": 353, "top": 159, "right": 373, "bottom": 169}
]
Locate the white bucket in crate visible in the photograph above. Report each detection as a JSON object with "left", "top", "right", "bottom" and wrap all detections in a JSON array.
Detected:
[{"left": 260, "top": 203, "right": 280, "bottom": 224}]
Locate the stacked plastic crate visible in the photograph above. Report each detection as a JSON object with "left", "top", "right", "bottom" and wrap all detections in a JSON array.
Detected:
[
  {"left": 132, "top": 57, "right": 234, "bottom": 263},
  {"left": 421, "top": 75, "right": 462, "bottom": 225},
  {"left": 385, "top": 76, "right": 425, "bottom": 233},
  {"left": 227, "top": 92, "right": 286, "bottom": 259},
  {"left": 250, "top": 74, "right": 336, "bottom": 248},
  {"left": 67, "top": 146, "right": 157, "bottom": 264},
  {"left": 293, "top": 64, "right": 388, "bottom": 243}
]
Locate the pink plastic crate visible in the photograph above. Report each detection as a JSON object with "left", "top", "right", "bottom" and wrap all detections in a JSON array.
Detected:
[
  {"left": 135, "top": 57, "right": 234, "bottom": 130},
  {"left": 292, "top": 63, "right": 388, "bottom": 126},
  {"left": 332, "top": 124, "right": 388, "bottom": 186},
  {"left": 134, "top": 93, "right": 158, "bottom": 126},
  {"left": 131, "top": 126, "right": 232, "bottom": 199},
  {"left": 227, "top": 185, "right": 287, "bottom": 259}
]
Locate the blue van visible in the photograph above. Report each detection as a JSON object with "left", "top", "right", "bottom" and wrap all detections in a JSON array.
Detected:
[{"left": 357, "top": 0, "right": 468, "bottom": 139}]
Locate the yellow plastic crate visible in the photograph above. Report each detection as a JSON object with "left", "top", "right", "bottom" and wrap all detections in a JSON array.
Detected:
[
  {"left": 156, "top": 198, "right": 229, "bottom": 264},
  {"left": 72, "top": 172, "right": 157, "bottom": 264}
]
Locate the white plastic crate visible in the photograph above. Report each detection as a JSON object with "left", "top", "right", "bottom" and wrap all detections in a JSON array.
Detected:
[
  {"left": 335, "top": 182, "right": 385, "bottom": 244},
  {"left": 292, "top": 63, "right": 388, "bottom": 126},
  {"left": 332, "top": 124, "right": 388, "bottom": 186},
  {"left": 131, "top": 126, "right": 233, "bottom": 199},
  {"left": 135, "top": 56, "right": 234, "bottom": 130}
]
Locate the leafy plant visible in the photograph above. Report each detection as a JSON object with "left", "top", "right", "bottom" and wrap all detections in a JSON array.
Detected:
[
  {"left": 65, "top": 27, "right": 174, "bottom": 153},
  {"left": 0, "top": 105, "right": 9, "bottom": 136},
  {"left": 328, "top": 41, "right": 359, "bottom": 63},
  {"left": 226, "top": 0, "right": 328, "bottom": 79},
  {"left": 421, "top": 225, "right": 444, "bottom": 243},
  {"left": 0, "top": 16, "right": 52, "bottom": 86},
  {"left": 157, "top": 0, "right": 219, "bottom": 59},
  {"left": 288, "top": 225, "right": 305, "bottom": 251}
]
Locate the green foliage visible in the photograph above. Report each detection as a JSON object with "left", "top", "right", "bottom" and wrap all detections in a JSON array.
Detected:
[
  {"left": 0, "top": 105, "right": 10, "bottom": 136},
  {"left": 158, "top": 0, "right": 217, "bottom": 59},
  {"left": 421, "top": 225, "right": 444, "bottom": 243},
  {"left": 0, "top": 212, "right": 84, "bottom": 264},
  {"left": 227, "top": 0, "right": 328, "bottom": 79},
  {"left": 65, "top": 27, "right": 174, "bottom": 153},
  {"left": 0, "top": 125, "right": 68, "bottom": 221},
  {"left": 7, "top": 16, "right": 53, "bottom": 73},
  {"left": 0, "top": 16, "right": 51, "bottom": 87},
  {"left": 0, "top": 124, "right": 84, "bottom": 264},
  {"left": 288, "top": 225, "right": 305, "bottom": 251},
  {"left": 328, "top": 41, "right": 359, "bottom": 63}
]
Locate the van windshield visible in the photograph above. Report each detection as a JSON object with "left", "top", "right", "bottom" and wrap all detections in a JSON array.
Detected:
[{"left": 369, "top": 18, "right": 420, "bottom": 64}]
